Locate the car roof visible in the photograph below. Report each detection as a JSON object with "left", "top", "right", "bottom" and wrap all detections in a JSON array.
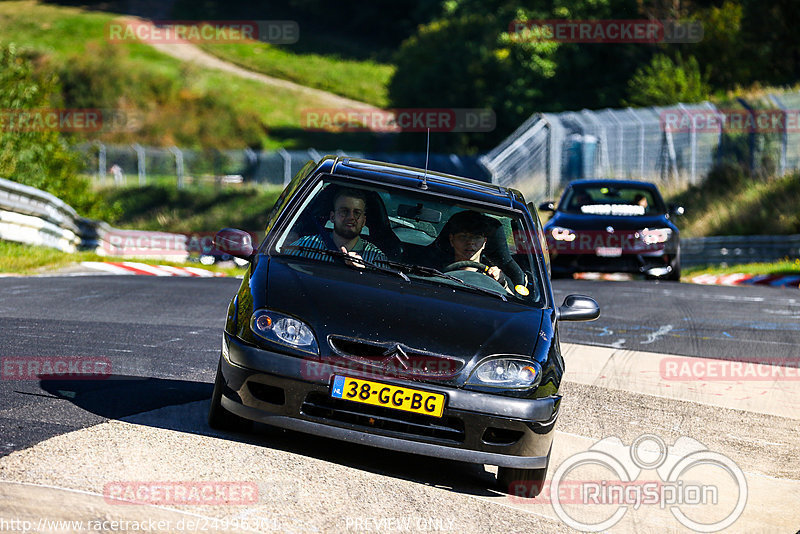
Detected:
[
  {"left": 565, "top": 179, "right": 659, "bottom": 190},
  {"left": 311, "top": 156, "right": 525, "bottom": 210}
]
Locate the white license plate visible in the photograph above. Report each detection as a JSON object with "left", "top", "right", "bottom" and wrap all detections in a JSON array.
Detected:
[{"left": 596, "top": 247, "right": 622, "bottom": 257}]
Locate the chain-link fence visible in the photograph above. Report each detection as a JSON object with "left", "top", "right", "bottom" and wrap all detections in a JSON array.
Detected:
[
  {"left": 74, "top": 144, "right": 490, "bottom": 188},
  {"left": 480, "top": 91, "right": 800, "bottom": 203}
]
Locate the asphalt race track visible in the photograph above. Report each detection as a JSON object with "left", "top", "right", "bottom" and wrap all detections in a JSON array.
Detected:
[{"left": 1, "top": 276, "right": 798, "bottom": 533}]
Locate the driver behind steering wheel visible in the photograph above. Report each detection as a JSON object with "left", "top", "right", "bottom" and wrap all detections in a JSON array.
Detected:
[{"left": 443, "top": 210, "right": 510, "bottom": 290}]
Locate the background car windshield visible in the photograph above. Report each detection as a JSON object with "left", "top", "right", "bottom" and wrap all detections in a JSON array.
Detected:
[
  {"left": 562, "top": 185, "right": 665, "bottom": 216},
  {"left": 273, "top": 178, "right": 545, "bottom": 306}
]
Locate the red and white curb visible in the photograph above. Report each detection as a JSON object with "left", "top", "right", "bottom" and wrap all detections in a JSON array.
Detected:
[
  {"left": 690, "top": 273, "right": 800, "bottom": 288},
  {"left": 80, "top": 261, "right": 226, "bottom": 277}
]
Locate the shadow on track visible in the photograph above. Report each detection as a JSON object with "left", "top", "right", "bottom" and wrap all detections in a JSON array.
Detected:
[{"left": 39, "top": 375, "right": 498, "bottom": 498}]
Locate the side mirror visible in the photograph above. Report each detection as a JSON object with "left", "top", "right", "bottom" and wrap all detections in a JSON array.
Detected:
[
  {"left": 668, "top": 204, "right": 685, "bottom": 216},
  {"left": 557, "top": 294, "right": 600, "bottom": 322},
  {"left": 214, "top": 228, "right": 254, "bottom": 259},
  {"left": 538, "top": 201, "right": 556, "bottom": 212}
]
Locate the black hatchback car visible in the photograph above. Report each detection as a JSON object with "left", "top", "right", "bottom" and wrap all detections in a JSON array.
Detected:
[
  {"left": 209, "top": 156, "right": 599, "bottom": 495},
  {"left": 540, "top": 179, "right": 684, "bottom": 280}
]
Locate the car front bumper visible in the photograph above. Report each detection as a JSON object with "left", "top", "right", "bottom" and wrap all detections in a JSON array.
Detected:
[
  {"left": 550, "top": 250, "right": 677, "bottom": 275},
  {"left": 218, "top": 333, "right": 559, "bottom": 469}
]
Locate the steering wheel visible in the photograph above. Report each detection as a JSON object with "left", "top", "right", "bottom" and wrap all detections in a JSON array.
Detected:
[{"left": 443, "top": 261, "right": 510, "bottom": 289}]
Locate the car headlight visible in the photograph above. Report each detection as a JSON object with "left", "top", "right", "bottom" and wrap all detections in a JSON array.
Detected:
[
  {"left": 250, "top": 309, "right": 319, "bottom": 355},
  {"left": 466, "top": 358, "right": 542, "bottom": 389},
  {"left": 641, "top": 228, "right": 672, "bottom": 244},
  {"left": 550, "top": 226, "right": 576, "bottom": 242}
]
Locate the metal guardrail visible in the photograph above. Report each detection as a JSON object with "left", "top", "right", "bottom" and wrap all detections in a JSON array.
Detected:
[
  {"left": 681, "top": 235, "right": 800, "bottom": 267},
  {"left": 0, "top": 177, "right": 82, "bottom": 252},
  {"left": 0, "top": 176, "right": 188, "bottom": 260}
]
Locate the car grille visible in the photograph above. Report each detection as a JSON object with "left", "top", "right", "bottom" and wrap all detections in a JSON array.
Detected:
[
  {"left": 301, "top": 392, "right": 465, "bottom": 443},
  {"left": 327, "top": 336, "right": 463, "bottom": 379}
]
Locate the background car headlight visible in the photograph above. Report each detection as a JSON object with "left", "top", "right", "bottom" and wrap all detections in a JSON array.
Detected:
[
  {"left": 641, "top": 228, "right": 672, "bottom": 244},
  {"left": 250, "top": 309, "right": 319, "bottom": 355},
  {"left": 467, "top": 358, "right": 542, "bottom": 389},
  {"left": 550, "top": 226, "right": 576, "bottom": 242}
]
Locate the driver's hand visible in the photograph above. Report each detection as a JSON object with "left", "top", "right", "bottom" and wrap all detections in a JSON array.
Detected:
[
  {"left": 341, "top": 246, "right": 366, "bottom": 269},
  {"left": 487, "top": 266, "right": 502, "bottom": 281}
]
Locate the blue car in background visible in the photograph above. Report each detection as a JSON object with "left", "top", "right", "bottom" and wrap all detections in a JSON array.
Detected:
[{"left": 540, "top": 179, "right": 684, "bottom": 280}]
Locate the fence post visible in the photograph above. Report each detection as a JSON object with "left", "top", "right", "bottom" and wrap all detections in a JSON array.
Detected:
[
  {"left": 132, "top": 143, "right": 146, "bottom": 186},
  {"left": 736, "top": 98, "right": 757, "bottom": 174},
  {"left": 678, "top": 104, "right": 697, "bottom": 185},
  {"left": 96, "top": 141, "right": 106, "bottom": 184},
  {"left": 768, "top": 94, "right": 788, "bottom": 177},
  {"left": 627, "top": 108, "right": 645, "bottom": 179},
  {"left": 169, "top": 146, "right": 185, "bottom": 189},
  {"left": 278, "top": 148, "right": 291, "bottom": 186}
]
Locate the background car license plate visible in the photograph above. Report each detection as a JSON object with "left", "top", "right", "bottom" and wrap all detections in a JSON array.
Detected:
[
  {"left": 331, "top": 375, "right": 445, "bottom": 418},
  {"left": 596, "top": 246, "right": 622, "bottom": 257}
]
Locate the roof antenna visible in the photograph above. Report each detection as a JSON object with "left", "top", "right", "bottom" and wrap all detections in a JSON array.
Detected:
[{"left": 420, "top": 128, "right": 430, "bottom": 190}]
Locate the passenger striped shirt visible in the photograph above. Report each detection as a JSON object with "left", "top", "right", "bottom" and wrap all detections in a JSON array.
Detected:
[{"left": 285, "top": 234, "right": 387, "bottom": 264}]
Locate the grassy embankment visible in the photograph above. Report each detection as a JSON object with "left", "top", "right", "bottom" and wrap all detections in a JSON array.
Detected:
[
  {"left": 197, "top": 41, "right": 393, "bottom": 108},
  {"left": 0, "top": 1, "right": 391, "bottom": 149},
  {"left": 670, "top": 166, "right": 800, "bottom": 278}
]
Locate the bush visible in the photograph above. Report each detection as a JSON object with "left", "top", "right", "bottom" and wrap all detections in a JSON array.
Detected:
[
  {"left": 625, "top": 53, "right": 711, "bottom": 107},
  {"left": 0, "top": 43, "right": 112, "bottom": 219}
]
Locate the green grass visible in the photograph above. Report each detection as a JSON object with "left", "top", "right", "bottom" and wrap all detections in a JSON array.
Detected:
[
  {"left": 0, "top": 1, "right": 381, "bottom": 149},
  {"left": 197, "top": 41, "right": 393, "bottom": 108},
  {"left": 668, "top": 167, "right": 800, "bottom": 237},
  {"left": 0, "top": 240, "right": 243, "bottom": 275},
  {"left": 684, "top": 258, "right": 800, "bottom": 278},
  {"left": 98, "top": 183, "right": 283, "bottom": 234}
]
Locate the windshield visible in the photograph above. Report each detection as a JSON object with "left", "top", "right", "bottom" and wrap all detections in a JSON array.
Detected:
[
  {"left": 561, "top": 184, "right": 665, "bottom": 216},
  {"left": 272, "top": 176, "right": 545, "bottom": 306}
]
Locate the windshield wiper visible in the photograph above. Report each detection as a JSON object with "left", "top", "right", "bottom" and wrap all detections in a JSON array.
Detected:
[
  {"left": 281, "top": 245, "right": 411, "bottom": 282},
  {"left": 376, "top": 259, "right": 507, "bottom": 301}
]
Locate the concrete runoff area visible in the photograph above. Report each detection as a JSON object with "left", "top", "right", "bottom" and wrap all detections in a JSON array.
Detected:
[{"left": 1, "top": 343, "right": 798, "bottom": 533}]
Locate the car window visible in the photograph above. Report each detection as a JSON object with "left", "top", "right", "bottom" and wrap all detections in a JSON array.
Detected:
[
  {"left": 562, "top": 185, "right": 665, "bottom": 215},
  {"left": 272, "top": 176, "right": 545, "bottom": 307}
]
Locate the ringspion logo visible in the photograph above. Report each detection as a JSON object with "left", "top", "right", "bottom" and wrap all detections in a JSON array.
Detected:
[{"left": 510, "top": 434, "right": 747, "bottom": 532}]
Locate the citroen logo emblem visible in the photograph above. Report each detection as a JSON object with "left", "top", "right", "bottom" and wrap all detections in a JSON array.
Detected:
[{"left": 384, "top": 344, "right": 410, "bottom": 369}]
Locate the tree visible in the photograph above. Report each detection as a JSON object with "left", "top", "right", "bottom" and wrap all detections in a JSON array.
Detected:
[
  {"left": 624, "top": 52, "right": 710, "bottom": 106},
  {"left": 389, "top": 10, "right": 558, "bottom": 152},
  {"left": 0, "top": 43, "right": 103, "bottom": 217}
]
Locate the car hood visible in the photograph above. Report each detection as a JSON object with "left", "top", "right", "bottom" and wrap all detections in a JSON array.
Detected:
[
  {"left": 265, "top": 257, "right": 545, "bottom": 385},
  {"left": 546, "top": 212, "right": 673, "bottom": 231}
]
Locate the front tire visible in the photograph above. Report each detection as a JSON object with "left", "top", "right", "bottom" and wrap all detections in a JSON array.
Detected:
[
  {"left": 208, "top": 359, "right": 252, "bottom": 432},
  {"left": 497, "top": 447, "right": 551, "bottom": 497}
]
